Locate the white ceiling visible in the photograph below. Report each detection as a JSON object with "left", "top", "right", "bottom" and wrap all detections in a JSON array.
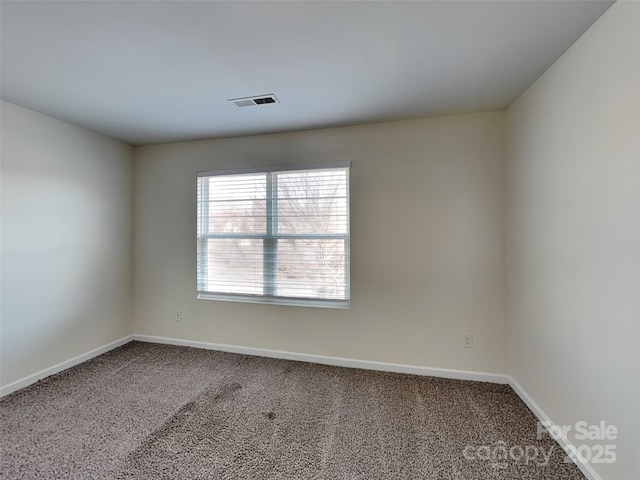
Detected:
[{"left": 1, "top": 0, "right": 614, "bottom": 146}]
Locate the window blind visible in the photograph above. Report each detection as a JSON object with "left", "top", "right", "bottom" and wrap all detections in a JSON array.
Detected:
[{"left": 197, "top": 163, "right": 350, "bottom": 308}]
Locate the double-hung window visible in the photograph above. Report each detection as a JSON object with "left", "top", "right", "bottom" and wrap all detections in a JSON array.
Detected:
[{"left": 197, "top": 163, "right": 350, "bottom": 308}]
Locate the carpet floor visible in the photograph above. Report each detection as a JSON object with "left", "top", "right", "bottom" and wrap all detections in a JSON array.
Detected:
[{"left": 1, "top": 342, "right": 585, "bottom": 479}]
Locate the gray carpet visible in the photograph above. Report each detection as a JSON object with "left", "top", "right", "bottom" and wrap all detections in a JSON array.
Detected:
[{"left": 0, "top": 342, "right": 585, "bottom": 479}]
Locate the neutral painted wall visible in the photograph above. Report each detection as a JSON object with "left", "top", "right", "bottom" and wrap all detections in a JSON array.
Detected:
[
  {"left": 0, "top": 101, "right": 134, "bottom": 387},
  {"left": 506, "top": 2, "right": 640, "bottom": 479},
  {"left": 134, "top": 112, "right": 508, "bottom": 374}
]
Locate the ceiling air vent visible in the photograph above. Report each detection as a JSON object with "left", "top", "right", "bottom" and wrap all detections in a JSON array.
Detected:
[{"left": 229, "top": 94, "right": 280, "bottom": 107}]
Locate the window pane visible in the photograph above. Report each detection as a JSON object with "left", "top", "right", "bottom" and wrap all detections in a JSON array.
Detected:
[
  {"left": 203, "top": 238, "right": 263, "bottom": 295},
  {"left": 276, "top": 170, "right": 348, "bottom": 234},
  {"left": 276, "top": 239, "right": 346, "bottom": 299},
  {"left": 208, "top": 173, "right": 266, "bottom": 201},
  {"left": 207, "top": 199, "right": 266, "bottom": 234},
  {"left": 205, "top": 174, "right": 266, "bottom": 234}
]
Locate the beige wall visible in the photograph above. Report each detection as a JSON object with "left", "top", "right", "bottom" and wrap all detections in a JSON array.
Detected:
[
  {"left": 0, "top": 101, "right": 134, "bottom": 387},
  {"left": 133, "top": 112, "right": 508, "bottom": 373},
  {"left": 506, "top": 2, "right": 640, "bottom": 479}
]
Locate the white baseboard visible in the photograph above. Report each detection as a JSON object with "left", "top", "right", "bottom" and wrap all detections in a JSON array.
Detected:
[
  {"left": 133, "top": 334, "right": 509, "bottom": 384},
  {"left": 0, "top": 335, "right": 134, "bottom": 398},
  {"left": 507, "top": 376, "right": 602, "bottom": 480}
]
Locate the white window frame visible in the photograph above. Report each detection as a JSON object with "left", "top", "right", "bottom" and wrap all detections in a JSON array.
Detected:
[{"left": 197, "top": 162, "right": 350, "bottom": 308}]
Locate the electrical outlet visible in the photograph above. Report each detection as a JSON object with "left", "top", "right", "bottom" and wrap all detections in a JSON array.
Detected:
[
  {"left": 175, "top": 311, "right": 182, "bottom": 323},
  {"left": 463, "top": 334, "right": 473, "bottom": 348}
]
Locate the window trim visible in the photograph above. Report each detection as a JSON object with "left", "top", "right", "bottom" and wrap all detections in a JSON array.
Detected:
[
  {"left": 196, "top": 292, "right": 350, "bottom": 309},
  {"left": 197, "top": 161, "right": 351, "bottom": 178},
  {"left": 196, "top": 162, "right": 351, "bottom": 308}
]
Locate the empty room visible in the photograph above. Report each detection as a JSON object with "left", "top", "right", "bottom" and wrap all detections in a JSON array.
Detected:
[{"left": 1, "top": 1, "right": 638, "bottom": 479}]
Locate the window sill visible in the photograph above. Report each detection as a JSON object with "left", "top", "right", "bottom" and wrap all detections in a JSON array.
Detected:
[{"left": 197, "top": 292, "right": 350, "bottom": 309}]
